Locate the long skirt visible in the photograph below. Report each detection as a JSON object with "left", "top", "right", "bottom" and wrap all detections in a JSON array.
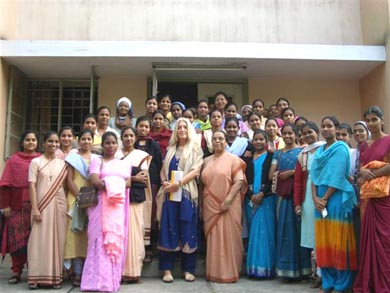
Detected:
[
  {"left": 28, "top": 193, "right": 67, "bottom": 286},
  {"left": 123, "top": 202, "right": 145, "bottom": 279},
  {"left": 316, "top": 186, "right": 357, "bottom": 291},
  {"left": 276, "top": 196, "right": 312, "bottom": 278},
  {"left": 353, "top": 196, "right": 390, "bottom": 293},
  {"left": 246, "top": 195, "right": 276, "bottom": 278}
]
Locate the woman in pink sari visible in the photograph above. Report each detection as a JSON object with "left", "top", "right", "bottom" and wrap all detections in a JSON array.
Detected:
[
  {"left": 353, "top": 106, "right": 390, "bottom": 293},
  {"left": 81, "top": 131, "right": 131, "bottom": 292},
  {"left": 201, "top": 130, "right": 246, "bottom": 283}
]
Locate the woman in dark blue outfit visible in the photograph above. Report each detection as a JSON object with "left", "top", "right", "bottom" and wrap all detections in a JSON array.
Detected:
[{"left": 156, "top": 117, "right": 203, "bottom": 283}]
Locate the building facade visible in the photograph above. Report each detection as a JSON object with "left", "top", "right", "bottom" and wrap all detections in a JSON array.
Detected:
[{"left": 0, "top": 0, "right": 389, "bottom": 171}]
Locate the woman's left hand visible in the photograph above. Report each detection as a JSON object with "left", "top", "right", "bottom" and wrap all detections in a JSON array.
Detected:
[
  {"left": 163, "top": 182, "right": 180, "bottom": 193},
  {"left": 279, "top": 170, "right": 293, "bottom": 181},
  {"left": 220, "top": 198, "right": 232, "bottom": 212}
]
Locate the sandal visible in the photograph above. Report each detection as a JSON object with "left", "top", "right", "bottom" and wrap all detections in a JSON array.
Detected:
[
  {"left": 28, "top": 283, "right": 38, "bottom": 290},
  {"left": 183, "top": 272, "right": 195, "bottom": 282},
  {"left": 143, "top": 251, "right": 153, "bottom": 263},
  {"left": 310, "top": 277, "right": 322, "bottom": 289},
  {"left": 162, "top": 271, "right": 174, "bottom": 283},
  {"left": 8, "top": 275, "right": 21, "bottom": 284},
  {"left": 72, "top": 274, "right": 81, "bottom": 287},
  {"left": 52, "top": 284, "right": 62, "bottom": 289}
]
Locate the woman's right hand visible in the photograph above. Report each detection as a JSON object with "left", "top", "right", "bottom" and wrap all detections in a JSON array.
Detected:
[
  {"left": 251, "top": 192, "right": 264, "bottom": 205},
  {"left": 32, "top": 208, "right": 41, "bottom": 222},
  {"left": 294, "top": 205, "right": 302, "bottom": 215},
  {"left": 2, "top": 207, "right": 11, "bottom": 218},
  {"left": 314, "top": 196, "right": 327, "bottom": 212},
  {"left": 359, "top": 168, "right": 376, "bottom": 181}
]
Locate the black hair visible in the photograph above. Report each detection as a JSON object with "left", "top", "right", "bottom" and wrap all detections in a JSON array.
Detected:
[
  {"left": 145, "top": 96, "right": 158, "bottom": 104},
  {"left": 43, "top": 130, "right": 58, "bottom": 142},
  {"left": 364, "top": 105, "right": 384, "bottom": 120},
  {"left": 197, "top": 99, "right": 209, "bottom": 108},
  {"left": 59, "top": 126, "right": 74, "bottom": 137},
  {"left": 158, "top": 94, "right": 172, "bottom": 103},
  {"left": 281, "top": 107, "right": 295, "bottom": 117},
  {"left": 252, "top": 99, "right": 265, "bottom": 107},
  {"left": 247, "top": 112, "right": 261, "bottom": 121},
  {"left": 295, "top": 116, "right": 308, "bottom": 125},
  {"left": 214, "top": 91, "right": 228, "bottom": 100},
  {"left": 253, "top": 129, "right": 268, "bottom": 142},
  {"left": 213, "top": 130, "right": 228, "bottom": 141},
  {"left": 78, "top": 128, "right": 94, "bottom": 140},
  {"left": 101, "top": 131, "right": 118, "bottom": 146},
  {"left": 96, "top": 106, "right": 111, "bottom": 116},
  {"left": 224, "top": 102, "right": 238, "bottom": 111},
  {"left": 281, "top": 123, "right": 298, "bottom": 135},
  {"left": 152, "top": 109, "right": 166, "bottom": 119},
  {"left": 136, "top": 115, "right": 151, "bottom": 127},
  {"left": 301, "top": 121, "right": 320, "bottom": 134},
  {"left": 225, "top": 117, "right": 240, "bottom": 128},
  {"left": 183, "top": 108, "right": 196, "bottom": 117},
  {"left": 19, "top": 130, "right": 38, "bottom": 151},
  {"left": 209, "top": 109, "right": 223, "bottom": 117},
  {"left": 83, "top": 113, "right": 97, "bottom": 123},
  {"left": 120, "top": 126, "right": 137, "bottom": 139},
  {"left": 322, "top": 115, "right": 340, "bottom": 129},
  {"left": 339, "top": 123, "right": 353, "bottom": 135},
  {"left": 265, "top": 117, "right": 279, "bottom": 127},
  {"left": 276, "top": 97, "right": 290, "bottom": 106}
]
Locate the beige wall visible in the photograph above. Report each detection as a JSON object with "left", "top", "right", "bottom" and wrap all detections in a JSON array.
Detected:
[
  {"left": 98, "top": 76, "right": 148, "bottom": 118},
  {"left": 1, "top": 0, "right": 362, "bottom": 45},
  {"left": 360, "top": 0, "right": 389, "bottom": 45},
  {"left": 0, "top": 59, "right": 10, "bottom": 172},
  {"left": 248, "top": 77, "right": 361, "bottom": 128}
]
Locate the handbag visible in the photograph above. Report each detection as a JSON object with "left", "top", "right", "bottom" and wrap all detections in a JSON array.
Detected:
[
  {"left": 271, "top": 150, "right": 294, "bottom": 198},
  {"left": 76, "top": 158, "right": 103, "bottom": 208},
  {"left": 76, "top": 186, "right": 98, "bottom": 208},
  {"left": 130, "top": 166, "right": 146, "bottom": 203},
  {"left": 276, "top": 176, "right": 294, "bottom": 198}
]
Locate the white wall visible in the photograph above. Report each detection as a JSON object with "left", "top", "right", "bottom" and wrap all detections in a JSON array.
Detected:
[{"left": 1, "top": 0, "right": 363, "bottom": 45}]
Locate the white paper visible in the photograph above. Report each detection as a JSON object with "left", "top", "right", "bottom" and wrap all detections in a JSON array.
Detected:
[
  {"left": 169, "top": 170, "right": 183, "bottom": 202},
  {"left": 321, "top": 208, "right": 328, "bottom": 218}
]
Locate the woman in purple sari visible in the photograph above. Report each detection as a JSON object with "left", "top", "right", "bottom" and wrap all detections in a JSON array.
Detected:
[{"left": 353, "top": 106, "right": 390, "bottom": 293}]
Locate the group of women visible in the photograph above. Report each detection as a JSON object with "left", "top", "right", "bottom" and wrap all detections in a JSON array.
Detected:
[{"left": 0, "top": 91, "right": 389, "bottom": 293}]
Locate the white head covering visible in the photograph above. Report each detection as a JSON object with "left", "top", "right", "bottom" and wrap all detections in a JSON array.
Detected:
[{"left": 117, "top": 97, "right": 132, "bottom": 109}]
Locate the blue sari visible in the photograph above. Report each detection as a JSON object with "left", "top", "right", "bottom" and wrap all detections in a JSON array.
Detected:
[
  {"left": 246, "top": 153, "right": 276, "bottom": 278},
  {"left": 274, "top": 148, "right": 312, "bottom": 278}
]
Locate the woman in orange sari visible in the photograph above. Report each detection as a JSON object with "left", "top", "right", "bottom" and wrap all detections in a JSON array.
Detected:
[
  {"left": 27, "top": 131, "right": 68, "bottom": 289},
  {"left": 201, "top": 130, "right": 246, "bottom": 283}
]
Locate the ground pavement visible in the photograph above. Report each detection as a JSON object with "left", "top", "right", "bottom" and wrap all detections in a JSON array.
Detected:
[{"left": 0, "top": 255, "right": 319, "bottom": 293}]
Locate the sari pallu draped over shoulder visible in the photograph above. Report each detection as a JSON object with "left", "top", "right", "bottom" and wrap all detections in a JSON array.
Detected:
[
  {"left": 37, "top": 164, "right": 68, "bottom": 213},
  {"left": 27, "top": 157, "right": 68, "bottom": 287},
  {"left": 311, "top": 141, "right": 356, "bottom": 211},
  {"left": 0, "top": 152, "right": 40, "bottom": 256},
  {"left": 201, "top": 152, "right": 247, "bottom": 283},
  {"left": 353, "top": 135, "right": 390, "bottom": 293}
]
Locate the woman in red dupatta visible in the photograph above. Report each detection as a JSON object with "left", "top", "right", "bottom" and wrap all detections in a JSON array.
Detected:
[
  {"left": 353, "top": 106, "right": 390, "bottom": 293},
  {"left": 201, "top": 130, "right": 246, "bottom": 283},
  {"left": 27, "top": 131, "right": 68, "bottom": 290},
  {"left": 0, "top": 130, "right": 40, "bottom": 284},
  {"left": 150, "top": 110, "right": 172, "bottom": 158}
]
